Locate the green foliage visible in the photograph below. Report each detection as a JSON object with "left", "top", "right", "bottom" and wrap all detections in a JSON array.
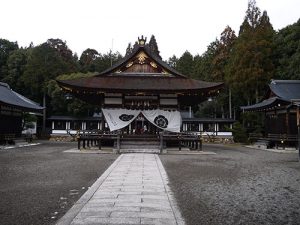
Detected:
[
  {"left": 167, "top": 55, "right": 178, "bottom": 68},
  {"left": 47, "top": 72, "right": 97, "bottom": 116},
  {"left": 195, "top": 40, "right": 220, "bottom": 81},
  {"left": 93, "top": 51, "right": 122, "bottom": 73},
  {"left": 56, "top": 71, "right": 97, "bottom": 81},
  {"left": 79, "top": 48, "right": 100, "bottom": 72},
  {"left": 21, "top": 43, "right": 67, "bottom": 102},
  {"left": 230, "top": 122, "right": 248, "bottom": 143},
  {"left": 148, "top": 35, "right": 161, "bottom": 59},
  {"left": 273, "top": 19, "right": 300, "bottom": 79},
  {"left": 176, "top": 51, "right": 195, "bottom": 77},
  {"left": 2, "top": 48, "right": 28, "bottom": 92},
  {"left": 226, "top": 2, "right": 275, "bottom": 105},
  {"left": 0, "top": 39, "right": 18, "bottom": 80},
  {"left": 241, "top": 112, "right": 264, "bottom": 134},
  {"left": 125, "top": 43, "right": 133, "bottom": 56},
  {"left": 47, "top": 38, "right": 79, "bottom": 72}
]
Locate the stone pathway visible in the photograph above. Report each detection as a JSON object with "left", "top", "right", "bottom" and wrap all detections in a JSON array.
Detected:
[{"left": 56, "top": 153, "right": 185, "bottom": 225}]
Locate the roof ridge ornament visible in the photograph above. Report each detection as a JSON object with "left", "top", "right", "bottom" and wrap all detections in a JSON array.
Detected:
[{"left": 138, "top": 35, "right": 147, "bottom": 46}]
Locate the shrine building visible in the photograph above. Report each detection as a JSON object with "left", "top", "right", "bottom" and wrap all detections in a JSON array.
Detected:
[
  {"left": 242, "top": 80, "right": 300, "bottom": 149},
  {"left": 56, "top": 36, "right": 230, "bottom": 151}
]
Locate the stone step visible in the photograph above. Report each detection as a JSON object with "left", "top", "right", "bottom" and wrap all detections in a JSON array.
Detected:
[
  {"left": 121, "top": 141, "right": 159, "bottom": 146},
  {"left": 121, "top": 146, "right": 160, "bottom": 150},
  {"left": 119, "top": 148, "right": 160, "bottom": 153}
]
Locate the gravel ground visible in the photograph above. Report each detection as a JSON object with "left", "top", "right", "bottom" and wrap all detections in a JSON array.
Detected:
[
  {"left": 0, "top": 141, "right": 117, "bottom": 225},
  {"left": 1, "top": 141, "right": 300, "bottom": 225},
  {"left": 160, "top": 144, "right": 300, "bottom": 225}
]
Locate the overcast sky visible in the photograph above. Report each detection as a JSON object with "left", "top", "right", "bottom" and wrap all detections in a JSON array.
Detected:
[{"left": 1, "top": 0, "right": 299, "bottom": 59}]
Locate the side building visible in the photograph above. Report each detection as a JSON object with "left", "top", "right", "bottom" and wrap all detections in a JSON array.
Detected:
[
  {"left": 0, "top": 82, "right": 43, "bottom": 143},
  {"left": 241, "top": 80, "right": 300, "bottom": 148}
]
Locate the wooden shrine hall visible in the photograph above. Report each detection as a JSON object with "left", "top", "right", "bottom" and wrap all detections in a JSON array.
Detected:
[
  {"left": 57, "top": 36, "right": 224, "bottom": 152},
  {"left": 241, "top": 80, "right": 300, "bottom": 149},
  {"left": 0, "top": 82, "right": 43, "bottom": 144}
]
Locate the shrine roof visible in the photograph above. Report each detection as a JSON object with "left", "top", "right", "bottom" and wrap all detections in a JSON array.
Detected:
[
  {"left": 57, "top": 75, "right": 223, "bottom": 93},
  {"left": 241, "top": 97, "right": 291, "bottom": 112},
  {"left": 57, "top": 36, "right": 223, "bottom": 94},
  {"left": 98, "top": 40, "right": 185, "bottom": 77},
  {"left": 269, "top": 80, "right": 300, "bottom": 101},
  {"left": 241, "top": 80, "right": 300, "bottom": 112},
  {"left": 0, "top": 82, "right": 43, "bottom": 112}
]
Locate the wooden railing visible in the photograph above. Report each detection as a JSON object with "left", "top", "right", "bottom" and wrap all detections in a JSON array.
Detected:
[
  {"left": 248, "top": 133, "right": 298, "bottom": 149},
  {"left": 76, "top": 130, "right": 203, "bottom": 153},
  {"left": 160, "top": 132, "right": 202, "bottom": 153},
  {"left": 0, "top": 133, "right": 16, "bottom": 145}
]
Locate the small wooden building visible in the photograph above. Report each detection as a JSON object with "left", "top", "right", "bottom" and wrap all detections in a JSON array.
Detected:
[
  {"left": 0, "top": 82, "right": 43, "bottom": 143},
  {"left": 241, "top": 80, "right": 300, "bottom": 148}
]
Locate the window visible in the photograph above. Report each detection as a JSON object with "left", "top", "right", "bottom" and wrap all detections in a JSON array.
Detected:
[
  {"left": 54, "top": 121, "right": 65, "bottom": 130},
  {"left": 70, "top": 121, "right": 81, "bottom": 130},
  {"left": 203, "top": 123, "right": 215, "bottom": 132},
  {"left": 86, "top": 121, "right": 98, "bottom": 130}
]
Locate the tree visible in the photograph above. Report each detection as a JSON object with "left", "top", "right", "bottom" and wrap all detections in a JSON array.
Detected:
[
  {"left": 211, "top": 26, "right": 237, "bottom": 118},
  {"left": 273, "top": 19, "right": 300, "bottom": 80},
  {"left": 94, "top": 51, "right": 122, "bottom": 73},
  {"left": 226, "top": 0, "right": 275, "bottom": 105},
  {"left": 148, "top": 35, "right": 161, "bottom": 59},
  {"left": 2, "top": 48, "right": 28, "bottom": 92},
  {"left": 47, "top": 72, "right": 97, "bottom": 116},
  {"left": 193, "top": 39, "right": 219, "bottom": 81},
  {"left": 214, "top": 26, "right": 237, "bottom": 82},
  {"left": 21, "top": 43, "right": 68, "bottom": 102},
  {"left": 167, "top": 55, "right": 178, "bottom": 69},
  {"left": 176, "top": 51, "right": 195, "bottom": 77},
  {"left": 47, "top": 38, "right": 78, "bottom": 72},
  {"left": 79, "top": 48, "right": 100, "bottom": 72},
  {"left": 125, "top": 43, "right": 133, "bottom": 56},
  {"left": 0, "top": 39, "right": 18, "bottom": 80}
]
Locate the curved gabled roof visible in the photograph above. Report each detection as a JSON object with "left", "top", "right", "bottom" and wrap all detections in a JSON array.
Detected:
[
  {"left": 0, "top": 82, "right": 43, "bottom": 112},
  {"left": 57, "top": 76, "right": 223, "bottom": 93},
  {"left": 241, "top": 97, "right": 291, "bottom": 112},
  {"left": 269, "top": 80, "right": 300, "bottom": 101},
  {"left": 57, "top": 36, "right": 224, "bottom": 97},
  {"left": 241, "top": 80, "right": 300, "bottom": 112},
  {"left": 97, "top": 42, "right": 187, "bottom": 78}
]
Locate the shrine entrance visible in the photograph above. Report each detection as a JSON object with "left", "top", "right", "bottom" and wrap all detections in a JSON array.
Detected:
[{"left": 127, "top": 113, "right": 158, "bottom": 135}]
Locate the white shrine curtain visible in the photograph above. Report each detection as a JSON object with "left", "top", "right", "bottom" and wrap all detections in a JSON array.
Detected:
[
  {"left": 142, "top": 109, "right": 182, "bottom": 133},
  {"left": 102, "top": 109, "right": 140, "bottom": 131},
  {"left": 102, "top": 109, "right": 182, "bottom": 133}
]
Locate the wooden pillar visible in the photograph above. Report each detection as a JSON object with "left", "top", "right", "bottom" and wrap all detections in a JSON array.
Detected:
[
  {"left": 117, "top": 132, "right": 120, "bottom": 153},
  {"left": 160, "top": 132, "right": 163, "bottom": 154},
  {"left": 286, "top": 108, "right": 290, "bottom": 135},
  {"left": 297, "top": 106, "right": 300, "bottom": 160},
  {"left": 98, "top": 137, "right": 101, "bottom": 150},
  {"left": 101, "top": 115, "right": 105, "bottom": 132},
  {"left": 78, "top": 138, "right": 81, "bottom": 149}
]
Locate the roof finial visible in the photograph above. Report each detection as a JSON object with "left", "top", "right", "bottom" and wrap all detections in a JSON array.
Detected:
[{"left": 138, "top": 35, "right": 147, "bottom": 46}]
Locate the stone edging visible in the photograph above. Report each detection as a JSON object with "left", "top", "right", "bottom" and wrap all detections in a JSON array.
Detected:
[
  {"left": 155, "top": 154, "right": 186, "bottom": 225},
  {"left": 55, "top": 154, "right": 124, "bottom": 225}
]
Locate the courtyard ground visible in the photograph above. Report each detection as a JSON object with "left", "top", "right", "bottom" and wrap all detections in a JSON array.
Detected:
[
  {"left": 160, "top": 144, "right": 300, "bottom": 225},
  {"left": 0, "top": 141, "right": 117, "bottom": 225},
  {"left": 0, "top": 141, "right": 300, "bottom": 225}
]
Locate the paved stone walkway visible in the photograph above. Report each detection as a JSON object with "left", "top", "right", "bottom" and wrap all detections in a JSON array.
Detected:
[{"left": 57, "top": 154, "right": 185, "bottom": 225}]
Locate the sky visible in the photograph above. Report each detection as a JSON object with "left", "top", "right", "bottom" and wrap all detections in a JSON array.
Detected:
[{"left": 1, "top": 0, "right": 299, "bottom": 60}]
